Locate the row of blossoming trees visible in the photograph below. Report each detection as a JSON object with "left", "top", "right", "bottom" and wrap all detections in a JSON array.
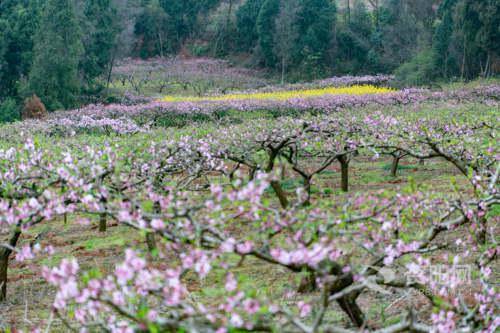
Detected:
[
  {"left": 0, "top": 96, "right": 498, "bottom": 332},
  {"left": 1, "top": 83, "right": 498, "bottom": 140}
]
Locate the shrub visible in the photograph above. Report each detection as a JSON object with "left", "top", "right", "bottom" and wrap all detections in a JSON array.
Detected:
[
  {"left": 395, "top": 49, "right": 437, "bottom": 87},
  {"left": 0, "top": 98, "right": 21, "bottom": 123},
  {"left": 22, "top": 95, "right": 48, "bottom": 120}
]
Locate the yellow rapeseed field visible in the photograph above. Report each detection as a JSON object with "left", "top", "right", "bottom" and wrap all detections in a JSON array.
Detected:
[{"left": 161, "top": 85, "right": 394, "bottom": 102}]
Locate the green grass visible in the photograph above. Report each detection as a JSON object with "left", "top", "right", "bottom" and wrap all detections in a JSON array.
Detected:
[{"left": 81, "top": 233, "right": 128, "bottom": 251}]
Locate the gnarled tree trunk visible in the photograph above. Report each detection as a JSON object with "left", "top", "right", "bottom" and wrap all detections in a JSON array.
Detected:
[
  {"left": 390, "top": 151, "right": 405, "bottom": 177},
  {"left": 0, "top": 230, "right": 21, "bottom": 302},
  {"left": 99, "top": 213, "right": 107, "bottom": 233},
  {"left": 270, "top": 180, "right": 289, "bottom": 208},
  {"left": 266, "top": 151, "right": 289, "bottom": 209},
  {"left": 0, "top": 251, "right": 9, "bottom": 302},
  {"left": 390, "top": 155, "right": 400, "bottom": 177},
  {"left": 146, "top": 201, "right": 161, "bottom": 252},
  {"left": 99, "top": 196, "right": 108, "bottom": 233},
  {"left": 338, "top": 155, "right": 350, "bottom": 192}
]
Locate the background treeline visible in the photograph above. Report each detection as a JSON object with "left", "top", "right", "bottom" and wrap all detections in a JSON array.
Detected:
[{"left": 0, "top": 0, "right": 499, "bottom": 119}]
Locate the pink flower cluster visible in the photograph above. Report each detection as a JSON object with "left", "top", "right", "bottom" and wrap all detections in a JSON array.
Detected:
[{"left": 0, "top": 89, "right": 497, "bottom": 332}]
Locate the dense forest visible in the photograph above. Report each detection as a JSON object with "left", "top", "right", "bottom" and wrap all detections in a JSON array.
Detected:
[{"left": 0, "top": 0, "right": 499, "bottom": 119}]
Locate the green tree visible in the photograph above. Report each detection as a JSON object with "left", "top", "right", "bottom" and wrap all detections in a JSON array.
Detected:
[
  {"left": 467, "top": 0, "right": 499, "bottom": 77},
  {"left": 27, "top": 0, "right": 83, "bottom": 110},
  {"left": 432, "top": 0, "right": 499, "bottom": 79},
  {"left": 257, "top": 0, "right": 280, "bottom": 67},
  {"left": 432, "top": 0, "right": 458, "bottom": 78},
  {"left": 335, "top": 0, "right": 373, "bottom": 74},
  {"left": 134, "top": 0, "right": 172, "bottom": 58},
  {"left": 0, "top": 0, "right": 40, "bottom": 100},
  {"left": 0, "top": 98, "right": 21, "bottom": 123},
  {"left": 257, "top": 0, "right": 335, "bottom": 75},
  {"left": 273, "top": 0, "right": 300, "bottom": 83},
  {"left": 208, "top": 0, "right": 238, "bottom": 57},
  {"left": 236, "top": 0, "right": 265, "bottom": 52},
  {"left": 375, "top": 0, "right": 422, "bottom": 71},
  {"left": 295, "top": 0, "right": 336, "bottom": 67},
  {"left": 159, "top": 0, "right": 220, "bottom": 50},
  {"left": 81, "top": 0, "right": 120, "bottom": 86},
  {"left": 350, "top": 0, "right": 372, "bottom": 37},
  {"left": 395, "top": 48, "right": 437, "bottom": 86},
  {"left": 0, "top": 18, "right": 9, "bottom": 97}
]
